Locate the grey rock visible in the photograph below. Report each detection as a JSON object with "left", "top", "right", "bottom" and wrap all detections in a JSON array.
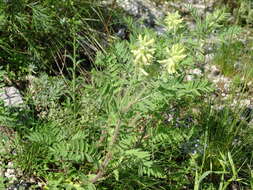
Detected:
[
  {"left": 166, "top": 0, "right": 215, "bottom": 17},
  {"left": 154, "top": 25, "right": 167, "bottom": 36},
  {"left": 7, "top": 181, "right": 37, "bottom": 190},
  {"left": 105, "top": 0, "right": 165, "bottom": 27},
  {"left": 5, "top": 162, "right": 14, "bottom": 175},
  {"left": 0, "top": 87, "right": 23, "bottom": 107},
  {"left": 191, "top": 68, "right": 203, "bottom": 76},
  {"left": 186, "top": 21, "right": 196, "bottom": 31}
]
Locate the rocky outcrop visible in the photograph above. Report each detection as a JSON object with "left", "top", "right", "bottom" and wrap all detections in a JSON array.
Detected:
[
  {"left": 0, "top": 87, "right": 23, "bottom": 107},
  {"left": 108, "top": 0, "right": 166, "bottom": 25}
]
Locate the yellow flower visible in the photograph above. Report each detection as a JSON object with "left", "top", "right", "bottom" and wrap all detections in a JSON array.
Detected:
[
  {"left": 164, "top": 11, "right": 183, "bottom": 32},
  {"left": 158, "top": 44, "right": 186, "bottom": 74},
  {"left": 159, "top": 58, "right": 177, "bottom": 74},
  {"left": 169, "top": 44, "right": 186, "bottom": 63},
  {"left": 131, "top": 34, "right": 155, "bottom": 67}
]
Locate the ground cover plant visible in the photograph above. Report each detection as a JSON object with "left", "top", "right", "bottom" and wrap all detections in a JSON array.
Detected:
[{"left": 0, "top": 1, "right": 253, "bottom": 190}]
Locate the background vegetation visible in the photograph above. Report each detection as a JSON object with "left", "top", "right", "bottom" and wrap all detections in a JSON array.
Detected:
[{"left": 0, "top": 0, "right": 253, "bottom": 189}]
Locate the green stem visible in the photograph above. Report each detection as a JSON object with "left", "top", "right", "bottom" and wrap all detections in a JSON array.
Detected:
[{"left": 72, "top": 34, "right": 77, "bottom": 118}]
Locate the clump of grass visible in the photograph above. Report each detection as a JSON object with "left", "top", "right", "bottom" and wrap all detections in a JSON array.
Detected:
[
  {"left": 0, "top": 0, "right": 114, "bottom": 81},
  {"left": 213, "top": 36, "right": 253, "bottom": 81}
]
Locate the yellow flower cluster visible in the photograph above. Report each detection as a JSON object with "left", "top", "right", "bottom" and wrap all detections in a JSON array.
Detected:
[
  {"left": 131, "top": 34, "right": 186, "bottom": 76},
  {"left": 131, "top": 35, "right": 155, "bottom": 67},
  {"left": 158, "top": 44, "right": 186, "bottom": 74},
  {"left": 164, "top": 11, "right": 183, "bottom": 32}
]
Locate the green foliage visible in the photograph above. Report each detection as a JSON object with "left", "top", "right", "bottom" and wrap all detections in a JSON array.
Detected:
[
  {"left": 0, "top": 66, "right": 5, "bottom": 88},
  {"left": 0, "top": 1, "right": 253, "bottom": 190},
  {"left": 0, "top": 0, "right": 109, "bottom": 80},
  {"left": 213, "top": 28, "right": 253, "bottom": 81}
]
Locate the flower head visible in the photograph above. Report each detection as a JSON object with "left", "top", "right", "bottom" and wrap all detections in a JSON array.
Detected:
[
  {"left": 164, "top": 11, "right": 183, "bottom": 32},
  {"left": 131, "top": 34, "right": 155, "bottom": 67},
  {"left": 158, "top": 44, "right": 186, "bottom": 74}
]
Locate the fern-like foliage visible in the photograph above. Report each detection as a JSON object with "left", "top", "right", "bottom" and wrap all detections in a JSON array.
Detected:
[{"left": 2, "top": 5, "right": 226, "bottom": 189}]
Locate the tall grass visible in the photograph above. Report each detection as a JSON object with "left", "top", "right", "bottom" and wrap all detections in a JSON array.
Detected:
[{"left": 0, "top": 0, "right": 112, "bottom": 80}]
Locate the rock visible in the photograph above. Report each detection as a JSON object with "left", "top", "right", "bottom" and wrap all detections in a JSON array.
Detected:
[
  {"left": 154, "top": 25, "right": 167, "bottom": 36},
  {"left": 6, "top": 181, "right": 38, "bottom": 190},
  {"left": 191, "top": 68, "right": 202, "bottom": 76},
  {"left": 165, "top": 0, "right": 215, "bottom": 17},
  {"left": 113, "top": 0, "right": 165, "bottom": 25},
  {"left": 0, "top": 87, "right": 23, "bottom": 107},
  {"left": 185, "top": 68, "right": 203, "bottom": 81},
  {"left": 4, "top": 162, "right": 16, "bottom": 184},
  {"left": 186, "top": 21, "right": 196, "bottom": 31}
]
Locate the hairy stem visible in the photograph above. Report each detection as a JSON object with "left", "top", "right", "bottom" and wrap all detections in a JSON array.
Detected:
[{"left": 90, "top": 120, "right": 121, "bottom": 183}]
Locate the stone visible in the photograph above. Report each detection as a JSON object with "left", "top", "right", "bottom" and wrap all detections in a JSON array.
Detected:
[
  {"left": 0, "top": 87, "right": 23, "bottom": 107},
  {"left": 154, "top": 25, "right": 167, "bottom": 36},
  {"left": 165, "top": 0, "right": 215, "bottom": 17},
  {"left": 186, "top": 21, "right": 196, "bottom": 31},
  {"left": 191, "top": 68, "right": 202, "bottom": 76},
  {"left": 4, "top": 162, "right": 16, "bottom": 184},
  {"left": 114, "top": 0, "right": 165, "bottom": 25},
  {"left": 7, "top": 181, "right": 35, "bottom": 190}
]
